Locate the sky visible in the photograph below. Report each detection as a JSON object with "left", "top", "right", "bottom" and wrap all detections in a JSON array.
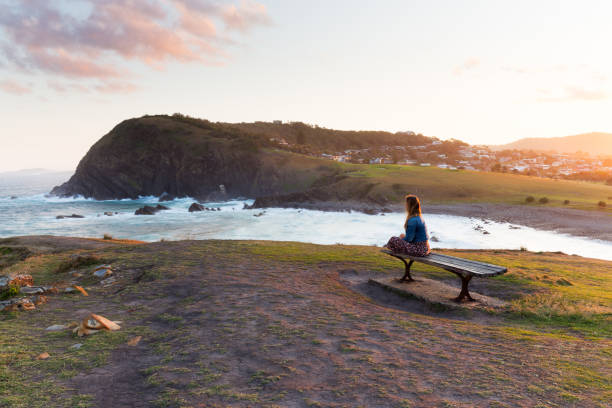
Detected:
[{"left": 1, "top": 0, "right": 612, "bottom": 171}]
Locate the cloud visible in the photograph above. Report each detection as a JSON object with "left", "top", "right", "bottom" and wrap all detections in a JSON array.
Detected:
[
  {"left": 221, "top": 0, "right": 271, "bottom": 32},
  {"left": 536, "top": 86, "right": 607, "bottom": 102},
  {"left": 0, "top": 0, "right": 270, "bottom": 93},
  {"left": 0, "top": 79, "right": 30, "bottom": 95},
  {"left": 453, "top": 57, "right": 480, "bottom": 76}
]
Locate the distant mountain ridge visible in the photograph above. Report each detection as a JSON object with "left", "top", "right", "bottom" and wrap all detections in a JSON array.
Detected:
[{"left": 491, "top": 132, "right": 612, "bottom": 156}]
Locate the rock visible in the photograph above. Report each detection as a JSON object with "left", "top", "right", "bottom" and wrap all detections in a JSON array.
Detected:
[
  {"left": 0, "top": 276, "right": 8, "bottom": 289},
  {"left": 70, "top": 343, "right": 83, "bottom": 350},
  {"left": 20, "top": 287, "right": 45, "bottom": 295},
  {"left": 90, "top": 314, "right": 121, "bottom": 331},
  {"left": 216, "top": 207, "right": 221, "bottom": 211},
  {"left": 135, "top": 205, "right": 158, "bottom": 215},
  {"left": 20, "top": 299, "right": 36, "bottom": 311},
  {"left": 189, "top": 203, "right": 205, "bottom": 212},
  {"left": 9, "top": 274, "right": 34, "bottom": 288},
  {"left": 74, "top": 313, "right": 121, "bottom": 337},
  {"left": 10, "top": 196, "right": 17, "bottom": 199},
  {"left": 56, "top": 214, "right": 84, "bottom": 219},
  {"left": 36, "top": 352, "right": 50, "bottom": 360},
  {"left": 363, "top": 208, "right": 378, "bottom": 215},
  {"left": 103, "top": 212, "right": 114, "bottom": 216},
  {"left": 135, "top": 204, "right": 169, "bottom": 215},
  {"left": 94, "top": 268, "right": 112, "bottom": 278},
  {"left": 94, "top": 264, "right": 112, "bottom": 271},
  {"left": 46, "top": 324, "right": 67, "bottom": 331},
  {"left": 33, "top": 295, "right": 47, "bottom": 305},
  {"left": 127, "top": 336, "right": 142, "bottom": 346},
  {"left": 430, "top": 236, "right": 440, "bottom": 243}
]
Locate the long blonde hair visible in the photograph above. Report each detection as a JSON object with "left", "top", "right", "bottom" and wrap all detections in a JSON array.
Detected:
[{"left": 404, "top": 195, "right": 422, "bottom": 229}]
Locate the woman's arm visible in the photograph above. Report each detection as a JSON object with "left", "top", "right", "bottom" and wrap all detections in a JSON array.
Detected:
[{"left": 403, "top": 218, "right": 416, "bottom": 242}]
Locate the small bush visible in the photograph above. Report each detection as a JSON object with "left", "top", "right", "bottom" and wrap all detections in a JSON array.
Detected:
[
  {"left": 563, "top": 200, "right": 570, "bottom": 205},
  {"left": 598, "top": 201, "right": 607, "bottom": 208},
  {"left": 539, "top": 197, "right": 549, "bottom": 204},
  {"left": 525, "top": 196, "right": 535, "bottom": 203},
  {"left": 519, "top": 246, "right": 528, "bottom": 252},
  {"left": 103, "top": 234, "right": 113, "bottom": 240},
  {"left": 0, "top": 285, "right": 20, "bottom": 300}
]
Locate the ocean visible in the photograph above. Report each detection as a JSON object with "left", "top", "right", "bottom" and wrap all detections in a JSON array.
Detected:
[{"left": 2, "top": 170, "right": 612, "bottom": 261}]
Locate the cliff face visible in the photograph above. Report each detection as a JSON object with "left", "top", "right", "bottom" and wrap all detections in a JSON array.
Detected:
[{"left": 51, "top": 115, "right": 333, "bottom": 200}]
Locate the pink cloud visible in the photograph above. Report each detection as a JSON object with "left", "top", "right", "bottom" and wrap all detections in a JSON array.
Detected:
[
  {"left": 0, "top": 0, "right": 270, "bottom": 93},
  {"left": 221, "top": 0, "right": 271, "bottom": 32},
  {"left": 0, "top": 79, "right": 30, "bottom": 95}
]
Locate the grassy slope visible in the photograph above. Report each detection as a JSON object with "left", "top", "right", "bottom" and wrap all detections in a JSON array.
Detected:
[
  {"left": 1, "top": 238, "right": 610, "bottom": 407},
  {"left": 321, "top": 162, "right": 612, "bottom": 212}
]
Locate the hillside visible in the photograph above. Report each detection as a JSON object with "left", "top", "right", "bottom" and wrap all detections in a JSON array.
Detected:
[
  {"left": 492, "top": 132, "right": 612, "bottom": 156},
  {"left": 51, "top": 115, "right": 612, "bottom": 213},
  {"left": 1, "top": 237, "right": 610, "bottom": 407},
  {"left": 51, "top": 115, "right": 338, "bottom": 200}
]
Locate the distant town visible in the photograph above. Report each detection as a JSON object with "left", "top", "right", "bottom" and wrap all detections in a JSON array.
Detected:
[{"left": 268, "top": 128, "right": 612, "bottom": 184}]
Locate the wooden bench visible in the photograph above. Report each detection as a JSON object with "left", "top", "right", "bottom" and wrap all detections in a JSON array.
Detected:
[{"left": 381, "top": 250, "right": 507, "bottom": 302}]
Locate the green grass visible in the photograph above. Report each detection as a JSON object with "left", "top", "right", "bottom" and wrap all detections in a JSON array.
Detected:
[
  {"left": 1, "top": 238, "right": 611, "bottom": 407},
  {"left": 330, "top": 163, "right": 612, "bottom": 211}
]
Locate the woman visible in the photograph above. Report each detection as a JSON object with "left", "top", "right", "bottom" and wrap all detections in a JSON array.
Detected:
[{"left": 385, "top": 195, "right": 431, "bottom": 256}]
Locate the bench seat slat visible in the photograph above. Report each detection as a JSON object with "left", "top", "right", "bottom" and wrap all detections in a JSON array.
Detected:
[
  {"left": 381, "top": 250, "right": 507, "bottom": 277},
  {"left": 427, "top": 254, "right": 503, "bottom": 271}
]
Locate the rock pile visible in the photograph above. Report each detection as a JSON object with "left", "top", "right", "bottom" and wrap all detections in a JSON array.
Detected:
[{"left": 189, "top": 203, "right": 221, "bottom": 212}]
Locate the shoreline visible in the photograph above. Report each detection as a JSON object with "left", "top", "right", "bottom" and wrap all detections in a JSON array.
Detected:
[
  {"left": 425, "top": 203, "right": 612, "bottom": 242},
  {"left": 250, "top": 199, "right": 612, "bottom": 242}
]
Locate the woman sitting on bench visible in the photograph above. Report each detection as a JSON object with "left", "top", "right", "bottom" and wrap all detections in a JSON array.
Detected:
[{"left": 385, "top": 195, "right": 431, "bottom": 257}]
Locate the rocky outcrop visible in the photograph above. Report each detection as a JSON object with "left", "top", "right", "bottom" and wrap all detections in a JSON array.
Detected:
[
  {"left": 188, "top": 203, "right": 205, "bottom": 212},
  {"left": 56, "top": 214, "right": 85, "bottom": 219},
  {"left": 135, "top": 204, "right": 169, "bottom": 215},
  {"left": 51, "top": 115, "right": 336, "bottom": 201}
]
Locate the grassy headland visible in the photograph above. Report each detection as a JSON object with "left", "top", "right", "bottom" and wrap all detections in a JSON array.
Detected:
[
  {"left": 1, "top": 237, "right": 610, "bottom": 407},
  {"left": 319, "top": 162, "right": 612, "bottom": 211},
  {"left": 49, "top": 114, "right": 612, "bottom": 214}
]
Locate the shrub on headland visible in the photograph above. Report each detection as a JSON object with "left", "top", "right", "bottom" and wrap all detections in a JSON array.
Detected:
[
  {"left": 598, "top": 201, "right": 607, "bottom": 208},
  {"left": 539, "top": 197, "right": 549, "bottom": 204},
  {"left": 563, "top": 200, "right": 570, "bottom": 205},
  {"left": 525, "top": 196, "right": 535, "bottom": 203}
]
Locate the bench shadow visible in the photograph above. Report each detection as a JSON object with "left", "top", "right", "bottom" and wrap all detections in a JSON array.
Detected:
[{"left": 338, "top": 268, "right": 539, "bottom": 324}]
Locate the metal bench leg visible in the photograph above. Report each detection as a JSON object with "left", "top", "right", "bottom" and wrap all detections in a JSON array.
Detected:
[
  {"left": 454, "top": 274, "right": 475, "bottom": 302},
  {"left": 399, "top": 259, "right": 415, "bottom": 282}
]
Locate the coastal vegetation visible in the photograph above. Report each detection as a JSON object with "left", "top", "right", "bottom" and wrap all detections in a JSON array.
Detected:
[{"left": 1, "top": 237, "right": 611, "bottom": 407}]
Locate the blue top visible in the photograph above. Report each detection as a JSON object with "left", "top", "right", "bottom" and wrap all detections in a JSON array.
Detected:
[{"left": 403, "top": 216, "right": 429, "bottom": 243}]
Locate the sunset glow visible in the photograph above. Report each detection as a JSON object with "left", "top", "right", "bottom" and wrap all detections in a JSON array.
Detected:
[{"left": 2, "top": 0, "right": 612, "bottom": 170}]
